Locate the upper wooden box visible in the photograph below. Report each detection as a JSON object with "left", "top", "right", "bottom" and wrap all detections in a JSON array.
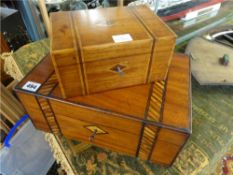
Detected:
[{"left": 50, "top": 5, "right": 176, "bottom": 98}]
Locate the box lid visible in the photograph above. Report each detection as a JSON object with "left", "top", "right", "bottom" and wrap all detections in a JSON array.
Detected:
[
  {"left": 72, "top": 7, "right": 153, "bottom": 62},
  {"left": 15, "top": 53, "right": 191, "bottom": 133},
  {"left": 130, "top": 6, "right": 177, "bottom": 40},
  {"left": 50, "top": 6, "right": 175, "bottom": 63}
]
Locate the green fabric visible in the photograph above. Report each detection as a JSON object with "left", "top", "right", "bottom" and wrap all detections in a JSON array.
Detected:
[
  {"left": 13, "top": 32, "right": 233, "bottom": 175},
  {"left": 13, "top": 39, "right": 49, "bottom": 75}
]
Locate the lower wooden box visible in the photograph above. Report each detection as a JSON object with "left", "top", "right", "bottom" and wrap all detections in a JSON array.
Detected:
[{"left": 15, "top": 53, "right": 191, "bottom": 166}]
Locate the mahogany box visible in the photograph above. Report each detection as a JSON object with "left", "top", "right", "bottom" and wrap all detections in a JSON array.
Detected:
[
  {"left": 15, "top": 53, "right": 191, "bottom": 165},
  {"left": 50, "top": 5, "right": 176, "bottom": 98}
]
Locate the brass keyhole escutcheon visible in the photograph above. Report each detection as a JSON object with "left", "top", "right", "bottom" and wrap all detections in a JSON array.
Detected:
[
  {"left": 85, "top": 125, "right": 108, "bottom": 142},
  {"left": 89, "top": 129, "right": 97, "bottom": 142},
  {"left": 110, "top": 64, "right": 126, "bottom": 77}
]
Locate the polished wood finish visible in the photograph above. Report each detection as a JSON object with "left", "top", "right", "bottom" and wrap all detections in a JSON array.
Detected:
[
  {"left": 57, "top": 114, "right": 139, "bottom": 156},
  {"left": 50, "top": 6, "right": 176, "bottom": 98},
  {"left": 68, "top": 84, "right": 150, "bottom": 118},
  {"left": 17, "top": 93, "right": 51, "bottom": 132},
  {"left": 50, "top": 100, "right": 142, "bottom": 135},
  {"left": 15, "top": 53, "right": 190, "bottom": 166},
  {"left": 131, "top": 6, "right": 176, "bottom": 81},
  {"left": 84, "top": 53, "right": 150, "bottom": 93},
  {"left": 163, "top": 54, "right": 190, "bottom": 129},
  {"left": 150, "top": 128, "right": 189, "bottom": 165}
]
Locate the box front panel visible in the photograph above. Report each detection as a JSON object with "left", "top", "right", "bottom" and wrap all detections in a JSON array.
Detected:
[
  {"left": 56, "top": 114, "right": 139, "bottom": 156},
  {"left": 84, "top": 54, "right": 150, "bottom": 94},
  {"left": 82, "top": 40, "right": 153, "bottom": 62}
]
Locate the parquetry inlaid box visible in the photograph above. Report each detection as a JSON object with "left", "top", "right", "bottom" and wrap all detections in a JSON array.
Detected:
[
  {"left": 50, "top": 5, "right": 176, "bottom": 98},
  {"left": 15, "top": 53, "right": 191, "bottom": 165}
]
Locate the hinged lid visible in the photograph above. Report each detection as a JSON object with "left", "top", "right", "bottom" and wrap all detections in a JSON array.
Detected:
[
  {"left": 15, "top": 53, "right": 191, "bottom": 133},
  {"left": 51, "top": 6, "right": 175, "bottom": 63},
  {"left": 71, "top": 7, "right": 153, "bottom": 62}
]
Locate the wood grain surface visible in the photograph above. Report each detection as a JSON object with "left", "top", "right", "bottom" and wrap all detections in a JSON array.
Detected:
[
  {"left": 50, "top": 6, "right": 176, "bottom": 97},
  {"left": 84, "top": 53, "right": 150, "bottom": 93},
  {"left": 49, "top": 99, "right": 142, "bottom": 135},
  {"left": 162, "top": 54, "right": 191, "bottom": 129},
  {"left": 17, "top": 93, "right": 51, "bottom": 132},
  {"left": 15, "top": 53, "right": 191, "bottom": 165},
  {"left": 130, "top": 6, "right": 176, "bottom": 82},
  {"left": 57, "top": 114, "right": 140, "bottom": 156}
]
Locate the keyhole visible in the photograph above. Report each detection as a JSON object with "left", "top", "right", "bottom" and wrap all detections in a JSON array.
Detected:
[
  {"left": 116, "top": 66, "right": 124, "bottom": 77},
  {"left": 89, "top": 129, "right": 97, "bottom": 142}
]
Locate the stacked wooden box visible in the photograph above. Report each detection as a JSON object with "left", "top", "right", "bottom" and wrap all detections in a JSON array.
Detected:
[
  {"left": 50, "top": 5, "right": 176, "bottom": 98},
  {"left": 15, "top": 6, "right": 191, "bottom": 165}
]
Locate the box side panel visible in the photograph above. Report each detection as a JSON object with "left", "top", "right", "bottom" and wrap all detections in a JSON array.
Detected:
[
  {"left": 16, "top": 92, "right": 51, "bottom": 132},
  {"left": 50, "top": 12, "right": 75, "bottom": 51},
  {"left": 52, "top": 58, "right": 85, "bottom": 98},
  {"left": 162, "top": 54, "right": 191, "bottom": 129},
  {"left": 150, "top": 128, "right": 189, "bottom": 165},
  {"left": 149, "top": 38, "right": 176, "bottom": 81},
  {"left": 51, "top": 12, "right": 86, "bottom": 98},
  {"left": 141, "top": 54, "right": 191, "bottom": 165},
  {"left": 130, "top": 6, "right": 176, "bottom": 82}
]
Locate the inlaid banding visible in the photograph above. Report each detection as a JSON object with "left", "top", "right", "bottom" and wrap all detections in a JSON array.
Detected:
[
  {"left": 138, "top": 125, "right": 159, "bottom": 160},
  {"left": 38, "top": 73, "right": 58, "bottom": 95},
  {"left": 147, "top": 80, "right": 166, "bottom": 122},
  {"left": 138, "top": 80, "right": 166, "bottom": 160},
  {"left": 37, "top": 97, "right": 60, "bottom": 134}
]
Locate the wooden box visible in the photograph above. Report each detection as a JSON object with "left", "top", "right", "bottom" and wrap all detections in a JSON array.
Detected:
[
  {"left": 50, "top": 5, "right": 176, "bottom": 98},
  {"left": 15, "top": 53, "right": 191, "bottom": 165}
]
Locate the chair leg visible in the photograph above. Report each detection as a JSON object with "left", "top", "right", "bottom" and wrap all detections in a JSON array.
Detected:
[
  {"left": 0, "top": 83, "right": 25, "bottom": 124},
  {"left": 38, "top": 0, "right": 51, "bottom": 38}
]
